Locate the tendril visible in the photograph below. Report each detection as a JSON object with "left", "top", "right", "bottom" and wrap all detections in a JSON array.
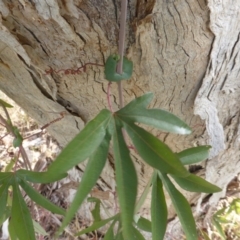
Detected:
[{"left": 44, "top": 63, "right": 104, "bottom": 76}]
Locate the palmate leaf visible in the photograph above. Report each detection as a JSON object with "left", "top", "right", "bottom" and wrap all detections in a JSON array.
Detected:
[
  {"left": 151, "top": 173, "right": 167, "bottom": 240},
  {"left": 117, "top": 93, "right": 153, "bottom": 113},
  {"left": 116, "top": 93, "right": 191, "bottom": 134},
  {"left": 122, "top": 122, "right": 189, "bottom": 177},
  {"left": 19, "top": 180, "right": 65, "bottom": 215},
  {"left": 159, "top": 173, "right": 198, "bottom": 240},
  {"left": 113, "top": 124, "right": 138, "bottom": 239},
  {"left": 57, "top": 134, "right": 111, "bottom": 237},
  {"left": 47, "top": 109, "right": 112, "bottom": 175},
  {"left": 0, "top": 172, "right": 13, "bottom": 184},
  {"left": 177, "top": 146, "right": 211, "bottom": 165},
  {"left": 172, "top": 173, "right": 221, "bottom": 193},
  {"left": 11, "top": 181, "right": 35, "bottom": 240}
]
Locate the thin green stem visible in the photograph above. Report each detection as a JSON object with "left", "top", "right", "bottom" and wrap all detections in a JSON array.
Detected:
[{"left": 117, "top": 0, "right": 128, "bottom": 109}]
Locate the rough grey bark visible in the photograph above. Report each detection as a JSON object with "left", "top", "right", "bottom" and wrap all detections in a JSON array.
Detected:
[{"left": 0, "top": 0, "right": 239, "bottom": 238}]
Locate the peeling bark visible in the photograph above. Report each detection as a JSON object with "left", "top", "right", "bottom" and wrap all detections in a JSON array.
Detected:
[{"left": 0, "top": 0, "right": 239, "bottom": 238}]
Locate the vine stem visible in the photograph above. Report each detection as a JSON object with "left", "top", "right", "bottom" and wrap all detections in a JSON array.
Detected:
[
  {"left": 107, "top": 82, "right": 114, "bottom": 113},
  {"left": 117, "top": 0, "right": 128, "bottom": 109}
]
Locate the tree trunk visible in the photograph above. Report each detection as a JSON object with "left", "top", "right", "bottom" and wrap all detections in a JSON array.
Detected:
[{"left": 0, "top": 0, "right": 239, "bottom": 238}]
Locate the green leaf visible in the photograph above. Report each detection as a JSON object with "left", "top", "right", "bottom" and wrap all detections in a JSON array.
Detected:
[
  {"left": 75, "top": 215, "right": 118, "bottom": 236},
  {"left": 116, "top": 93, "right": 191, "bottom": 134},
  {"left": 159, "top": 173, "right": 198, "bottom": 240},
  {"left": 104, "top": 54, "right": 133, "bottom": 82},
  {"left": 57, "top": 135, "right": 111, "bottom": 236},
  {"left": 151, "top": 173, "right": 167, "bottom": 240},
  {"left": 8, "top": 219, "right": 18, "bottom": 240},
  {"left": 11, "top": 181, "right": 35, "bottom": 240},
  {"left": 202, "top": 231, "right": 211, "bottom": 240},
  {"left": 122, "top": 122, "right": 189, "bottom": 177},
  {"left": 115, "top": 231, "right": 124, "bottom": 240},
  {"left": 0, "top": 172, "right": 12, "bottom": 184},
  {"left": 172, "top": 173, "right": 221, "bottom": 193},
  {"left": 16, "top": 169, "right": 67, "bottom": 183},
  {"left": 117, "top": 93, "right": 154, "bottom": 114},
  {"left": 33, "top": 220, "right": 48, "bottom": 236},
  {"left": 19, "top": 180, "right": 65, "bottom": 215},
  {"left": 113, "top": 124, "right": 138, "bottom": 239},
  {"left": 136, "top": 217, "right": 151, "bottom": 232},
  {"left": 47, "top": 109, "right": 111, "bottom": 175},
  {"left": 177, "top": 146, "right": 211, "bottom": 165},
  {"left": 88, "top": 197, "right": 101, "bottom": 221},
  {"left": 0, "top": 183, "right": 9, "bottom": 218},
  {"left": 0, "top": 206, "right": 10, "bottom": 227},
  {"left": 118, "top": 109, "right": 191, "bottom": 135},
  {"left": 104, "top": 220, "right": 117, "bottom": 240},
  {"left": 5, "top": 158, "right": 16, "bottom": 172},
  {"left": 12, "top": 126, "right": 23, "bottom": 148},
  {"left": 0, "top": 99, "right": 13, "bottom": 108},
  {"left": 212, "top": 215, "right": 226, "bottom": 240},
  {"left": 132, "top": 227, "right": 146, "bottom": 240},
  {"left": 135, "top": 173, "right": 154, "bottom": 214}
]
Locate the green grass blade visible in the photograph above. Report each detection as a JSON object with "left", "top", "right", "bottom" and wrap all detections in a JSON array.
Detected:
[
  {"left": 159, "top": 173, "right": 198, "bottom": 240},
  {"left": 116, "top": 93, "right": 153, "bottom": 114},
  {"left": 136, "top": 217, "right": 152, "bottom": 232},
  {"left": 177, "top": 146, "right": 211, "bottom": 165},
  {"left": 172, "top": 174, "right": 221, "bottom": 193},
  {"left": 11, "top": 181, "right": 35, "bottom": 240},
  {"left": 56, "top": 135, "right": 111, "bottom": 236},
  {"left": 75, "top": 215, "right": 118, "bottom": 236},
  {"left": 47, "top": 109, "right": 111, "bottom": 175},
  {"left": 123, "top": 122, "right": 189, "bottom": 177},
  {"left": 113, "top": 125, "right": 138, "bottom": 239},
  {"left": 0, "top": 183, "right": 9, "bottom": 218},
  {"left": 19, "top": 180, "right": 65, "bottom": 215},
  {"left": 16, "top": 169, "right": 67, "bottom": 183},
  {"left": 151, "top": 173, "right": 167, "bottom": 240}
]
